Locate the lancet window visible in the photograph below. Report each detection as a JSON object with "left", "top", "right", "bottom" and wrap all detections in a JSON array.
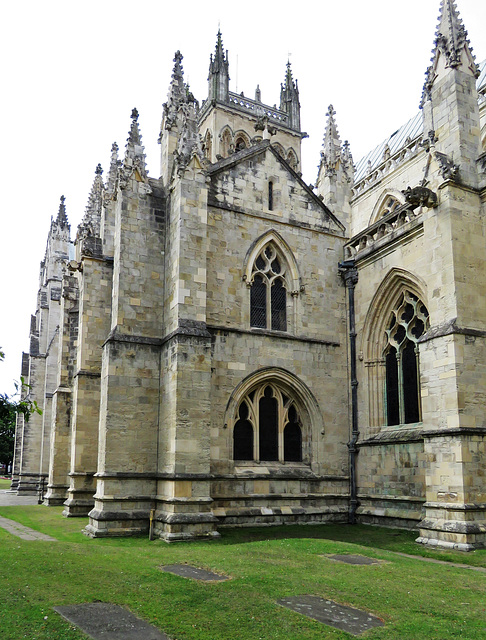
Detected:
[
  {"left": 380, "top": 196, "right": 400, "bottom": 218},
  {"left": 233, "top": 383, "right": 302, "bottom": 462},
  {"left": 250, "top": 244, "right": 287, "bottom": 331},
  {"left": 383, "top": 291, "right": 429, "bottom": 425}
]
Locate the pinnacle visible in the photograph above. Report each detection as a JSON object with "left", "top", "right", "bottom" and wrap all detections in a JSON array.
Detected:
[
  {"left": 106, "top": 142, "right": 120, "bottom": 193},
  {"left": 323, "top": 104, "right": 341, "bottom": 162},
  {"left": 124, "top": 108, "right": 147, "bottom": 179},
  {"left": 56, "top": 195, "right": 69, "bottom": 228},
  {"left": 421, "top": 0, "right": 479, "bottom": 105}
]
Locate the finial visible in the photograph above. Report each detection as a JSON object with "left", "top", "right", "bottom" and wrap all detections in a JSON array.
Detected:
[
  {"left": 326, "top": 104, "right": 336, "bottom": 118},
  {"left": 95, "top": 163, "right": 103, "bottom": 176},
  {"left": 56, "top": 195, "right": 69, "bottom": 228},
  {"left": 131, "top": 108, "right": 139, "bottom": 121}
]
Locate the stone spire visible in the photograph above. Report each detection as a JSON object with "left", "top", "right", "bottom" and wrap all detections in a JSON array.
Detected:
[
  {"left": 420, "top": 0, "right": 481, "bottom": 188},
  {"left": 421, "top": 0, "right": 479, "bottom": 106},
  {"left": 321, "top": 105, "right": 341, "bottom": 174},
  {"left": 279, "top": 61, "right": 300, "bottom": 131},
  {"left": 106, "top": 142, "right": 120, "bottom": 194},
  {"left": 77, "top": 164, "right": 104, "bottom": 240},
  {"left": 56, "top": 195, "right": 69, "bottom": 229},
  {"left": 208, "top": 30, "right": 229, "bottom": 103},
  {"left": 162, "top": 51, "right": 187, "bottom": 131},
  {"left": 316, "top": 106, "right": 353, "bottom": 232},
  {"left": 122, "top": 108, "right": 147, "bottom": 182}
]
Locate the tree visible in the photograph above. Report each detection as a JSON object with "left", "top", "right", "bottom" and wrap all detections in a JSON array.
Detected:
[{"left": 0, "top": 348, "right": 41, "bottom": 473}]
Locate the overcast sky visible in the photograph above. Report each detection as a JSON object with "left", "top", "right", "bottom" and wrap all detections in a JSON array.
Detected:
[{"left": 1, "top": 0, "right": 485, "bottom": 394}]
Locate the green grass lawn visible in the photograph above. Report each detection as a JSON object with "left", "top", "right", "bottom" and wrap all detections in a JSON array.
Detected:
[
  {"left": 0, "top": 477, "right": 12, "bottom": 489},
  {"left": 0, "top": 506, "right": 485, "bottom": 640}
]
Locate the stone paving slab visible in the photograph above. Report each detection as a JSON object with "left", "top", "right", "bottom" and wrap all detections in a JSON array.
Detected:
[
  {"left": 277, "top": 595, "right": 384, "bottom": 636},
  {"left": 0, "top": 515, "right": 57, "bottom": 541},
  {"left": 54, "top": 603, "right": 169, "bottom": 640},
  {"left": 325, "top": 554, "right": 385, "bottom": 566},
  {"left": 0, "top": 490, "right": 39, "bottom": 506},
  {"left": 161, "top": 564, "right": 229, "bottom": 581}
]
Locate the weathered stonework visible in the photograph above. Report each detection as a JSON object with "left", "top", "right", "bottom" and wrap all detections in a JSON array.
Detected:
[{"left": 13, "top": 2, "right": 486, "bottom": 548}]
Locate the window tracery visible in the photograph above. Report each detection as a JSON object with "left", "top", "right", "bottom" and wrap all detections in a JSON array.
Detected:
[
  {"left": 286, "top": 148, "right": 298, "bottom": 171},
  {"left": 233, "top": 383, "right": 302, "bottom": 462},
  {"left": 203, "top": 130, "right": 212, "bottom": 161},
  {"left": 380, "top": 196, "right": 400, "bottom": 218},
  {"left": 383, "top": 291, "right": 429, "bottom": 425},
  {"left": 220, "top": 129, "right": 232, "bottom": 157},
  {"left": 249, "top": 243, "right": 287, "bottom": 331}
]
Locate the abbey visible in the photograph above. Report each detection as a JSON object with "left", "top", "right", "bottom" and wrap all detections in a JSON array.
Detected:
[{"left": 12, "top": 1, "right": 486, "bottom": 549}]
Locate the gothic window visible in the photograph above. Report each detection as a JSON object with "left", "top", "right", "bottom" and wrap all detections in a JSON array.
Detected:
[
  {"left": 272, "top": 142, "right": 285, "bottom": 158},
  {"left": 204, "top": 130, "right": 212, "bottom": 161},
  {"left": 380, "top": 196, "right": 400, "bottom": 218},
  {"left": 268, "top": 181, "right": 274, "bottom": 211},
  {"left": 233, "top": 383, "right": 302, "bottom": 462},
  {"left": 220, "top": 129, "right": 232, "bottom": 157},
  {"left": 286, "top": 149, "right": 298, "bottom": 171},
  {"left": 234, "top": 136, "right": 247, "bottom": 151},
  {"left": 250, "top": 244, "right": 287, "bottom": 331},
  {"left": 383, "top": 291, "right": 429, "bottom": 425}
]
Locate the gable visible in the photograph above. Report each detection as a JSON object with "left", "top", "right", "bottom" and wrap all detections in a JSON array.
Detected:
[{"left": 207, "top": 142, "right": 345, "bottom": 236}]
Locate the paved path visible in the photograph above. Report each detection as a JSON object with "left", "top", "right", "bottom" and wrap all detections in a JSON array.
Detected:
[
  {"left": 0, "top": 515, "right": 57, "bottom": 541},
  {"left": 0, "top": 490, "right": 57, "bottom": 541},
  {"left": 0, "top": 490, "right": 39, "bottom": 506}
]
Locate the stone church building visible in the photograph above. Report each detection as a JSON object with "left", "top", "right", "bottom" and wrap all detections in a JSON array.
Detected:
[{"left": 12, "top": 1, "right": 486, "bottom": 549}]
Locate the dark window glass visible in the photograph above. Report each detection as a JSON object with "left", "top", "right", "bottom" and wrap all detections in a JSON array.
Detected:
[
  {"left": 271, "top": 279, "right": 286, "bottom": 331},
  {"left": 386, "top": 347, "right": 400, "bottom": 426},
  {"left": 250, "top": 275, "right": 267, "bottom": 328},
  {"left": 234, "top": 419, "right": 254, "bottom": 460},
  {"left": 268, "top": 181, "right": 273, "bottom": 211},
  {"left": 402, "top": 341, "right": 420, "bottom": 423},
  {"left": 284, "top": 405, "right": 302, "bottom": 461},
  {"left": 259, "top": 387, "right": 278, "bottom": 460}
]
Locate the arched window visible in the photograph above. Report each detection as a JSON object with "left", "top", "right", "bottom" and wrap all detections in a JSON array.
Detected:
[
  {"left": 383, "top": 291, "right": 429, "bottom": 425},
  {"left": 380, "top": 196, "right": 400, "bottom": 218},
  {"left": 220, "top": 129, "right": 232, "bottom": 157},
  {"left": 249, "top": 243, "right": 287, "bottom": 331},
  {"left": 204, "top": 130, "right": 212, "bottom": 161},
  {"left": 233, "top": 383, "right": 302, "bottom": 462},
  {"left": 234, "top": 136, "right": 247, "bottom": 152},
  {"left": 286, "top": 148, "right": 298, "bottom": 171}
]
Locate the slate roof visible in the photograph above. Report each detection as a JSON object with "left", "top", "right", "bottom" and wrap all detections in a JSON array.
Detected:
[{"left": 354, "top": 59, "right": 486, "bottom": 184}]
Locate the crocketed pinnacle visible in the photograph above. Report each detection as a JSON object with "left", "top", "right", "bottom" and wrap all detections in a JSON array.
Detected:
[
  {"left": 210, "top": 29, "right": 228, "bottom": 74},
  {"left": 78, "top": 165, "right": 104, "bottom": 239},
  {"left": 56, "top": 195, "right": 69, "bottom": 229},
  {"left": 124, "top": 108, "right": 147, "bottom": 178},
  {"left": 322, "top": 105, "right": 341, "bottom": 169},
  {"left": 421, "top": 0, "right": 479, "bottom": 106},
  {"left": 106, "top": 142, "right": 120, "bottom": 193}
]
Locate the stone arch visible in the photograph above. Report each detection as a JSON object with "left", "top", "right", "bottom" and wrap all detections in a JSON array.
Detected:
[
  {"left": 369, "top": 189, "right": 405, "bottom": 226},
  {"left": 203, "top": 129, "right": 213, "bottom": 161},
  {"left": 234, "top": 130, "right": 251, "bottom": 152},
  {"left": 225, "top": 367, "right": 323, "bottom": 463},
  {"left": 272, "top": 142, "right": 285, "bottom": 158},
  {"left": 286, "top": 148, "right": 298, "bottom": 171},
  {"left": 360, "top": 268, "right": 429, "bottom": 430},
  {"left": 243, "top": 230, "right": 301, "bottom": 295},
  {"left": 219, "top": 126, "right": 234, "bottom": 157}
]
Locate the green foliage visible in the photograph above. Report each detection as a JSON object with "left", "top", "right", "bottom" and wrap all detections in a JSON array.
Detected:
[{"left": 0, "top": 348, "right": 42, "bottom": 468}]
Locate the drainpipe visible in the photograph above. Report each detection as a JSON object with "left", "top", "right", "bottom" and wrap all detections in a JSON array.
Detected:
[{"left": 338, "top": 260, "right": 359, "bottom": 524}]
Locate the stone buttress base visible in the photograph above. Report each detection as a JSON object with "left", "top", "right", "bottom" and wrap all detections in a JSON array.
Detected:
[
  {"left": 43, "top": 483, "right": 69, "bottom": 506},
  {"left": 63, "top": 472, "right": 96, "bottom": 517},
  {"left": 417, "top": 503, "right": 486, "bottom": 551}
]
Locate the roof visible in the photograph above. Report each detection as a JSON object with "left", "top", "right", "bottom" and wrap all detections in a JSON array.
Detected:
[{"left": 354, "top": 59, "right": 486, "bottom": 184}]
